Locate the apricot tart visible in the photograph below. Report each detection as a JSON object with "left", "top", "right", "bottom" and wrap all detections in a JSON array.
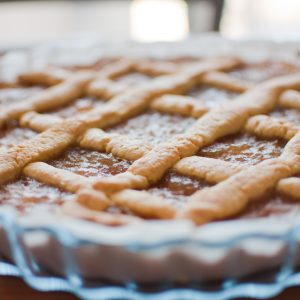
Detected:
[{"left": 1, "top": 50, "right": 300, "bottom": 228}]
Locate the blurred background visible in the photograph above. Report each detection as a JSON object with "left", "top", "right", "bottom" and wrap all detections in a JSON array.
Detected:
[{"left": 0, "top": 0, "right": 300, "bottom": 48}]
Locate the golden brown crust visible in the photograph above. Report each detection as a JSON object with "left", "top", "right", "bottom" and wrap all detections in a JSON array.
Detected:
[
  {"left": 24, "top": 162, "right": 91, "bottom": 193},
  {"left": 174, "top": 156, "right": 246, "bottom": 184},
  {"left": 244, "top": 114, "right": 299, "bottom": 140},
  {"left": 201, "top": 71, "right": 253, "bottom": 92},
  {"left": 61, "top": 201, "right": 141, "bottom": 225},
  {"left": 111, "top": 189, "right": 176, "bottom": 219},
  {"left": 133, "top": 59, "right": 178, "bottom": 75},
  {"left": 79, "top": 128, "right": 151, "bottom": 161},
  {"left": 277, "top": 177, "right": 300, "bottom": 200},
  {"left": 95, "top": 58, "right": 134, "bottom": 80},
  {"left": 87, "top": 79, "right": 127, "bottom": 99},
  {"left": 20, "top": 111, "right": 63, "bottom": 132},
  {"left": 151, "top": 95, "right": 208, "bottom": 118},
  {"left": 18, "top": 68, "right": 71, "bottom": 86},
  {"left": 76, "top": 188, "right": 111, "bottom": 211},
  {"left": 279, "top": 90, "right": 300, "bottom": 109}
]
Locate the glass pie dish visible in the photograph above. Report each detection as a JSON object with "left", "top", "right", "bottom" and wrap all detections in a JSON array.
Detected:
[{"left": 0, "top": 34, "right": 300, "bottom": 299}]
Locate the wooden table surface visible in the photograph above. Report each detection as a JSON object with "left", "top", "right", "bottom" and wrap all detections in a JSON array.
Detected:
[{"left": 0, "top": 276, "right": 300, "bottom": 300}]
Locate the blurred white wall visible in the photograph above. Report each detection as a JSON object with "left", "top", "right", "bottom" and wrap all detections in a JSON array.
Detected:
[
  {"left": 221, "top": 0, "right": 300, "bottom": 39},
  {"left": 0, "top": 0, "right": 211, "bottom": 47},
  {"left": 0, "top": 1, "right": 131, "bottom": 47},
  {"left": 0, "top": 0, "right": 299, "bottom": 49}
]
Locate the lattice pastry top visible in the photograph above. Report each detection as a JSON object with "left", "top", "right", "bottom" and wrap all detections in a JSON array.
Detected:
[{"left": 1, "top": 52, "right": 300, "bottom": 226}]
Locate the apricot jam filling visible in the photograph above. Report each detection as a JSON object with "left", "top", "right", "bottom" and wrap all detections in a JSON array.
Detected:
[
  {"left": 0, "top": 87, "right": 43, "bottom": 105},
  {"left": 187, "top": 84, "right": 239, "bottom": 108},
  {"left": 228, "top": 61, "right": 298, "bottom": 83},
  {"left": 0, "top": 123, "right": 37, "bottom": 150},
  {"left": 107, "top": 110, "right": 195, "bottom": 146},
  {"left": 236, "top": 191, "right": 300, "bottom": 220},
  {"left": 198, "top": 133, "right": 285, "bottom": 166},
  {"left": 48, "top": 97, "right": 106, "bottom": 118},
  {"left": 270, "top": 108, "right": 300, "bottom": 124},
  {"left": 147, "top": 171, "right": 210, "bottom": 205},
  {"left": 0, "top": 176, "right": 73, "bottom": 213},
  {"left": 49, "top": 147, "right": 131, "bottom": 178}
]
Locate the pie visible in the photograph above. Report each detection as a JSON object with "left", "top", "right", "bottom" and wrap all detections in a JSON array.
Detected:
[
  {"left": 1, "top": 39, "right": 300, "bottom": 291},
  {"left": 0, "top": 44, "right": 300, "bottom": 230}
]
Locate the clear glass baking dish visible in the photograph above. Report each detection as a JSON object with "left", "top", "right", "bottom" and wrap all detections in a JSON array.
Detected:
[{"left": 2, "top": 206, "right": 300, "bottom": 300}]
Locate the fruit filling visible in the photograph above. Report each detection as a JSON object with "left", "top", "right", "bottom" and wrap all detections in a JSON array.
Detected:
[
  {"left": 187, "top": 85, "right": 239, "bottom": 108},
  {"left": 48, "top": 97, "right": 106, "bottom": 118},
  {"left": 108, "top": 110, "right": 195, "bottom": 146},
  {"left": 49, "top": 147, "right": 131, "bottom": 178},
  {"left": 228, "top": 61, "right": 298, "bottom": 83},
  {"left": 198, "top": 134, "right": 285, "bottom": 165}
]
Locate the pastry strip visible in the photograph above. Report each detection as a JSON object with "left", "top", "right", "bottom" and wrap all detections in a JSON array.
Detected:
[
  {"left": 21, "top": 111, "right": 63, "bottom": 132},
  {"left": 245, "top": 114, "right": 299, "bottom": 140},
  {"left": 77, "top": 188, "right": 176, "bottom": 219},
  {"left": 23, "top": 162, "right": 91, "bottom": 193},
  {"left": 79, "top": 128, "right": 151, "bottom": 161},
  {"left": 94, "top": 58, "right": 135, "bottom": 80},
  {"left": 279, "top": 90, "right": 300, "bottom": 109},
  {"left": 111, "top": 189, "right": 176, "bottom": 219},
  {"left": 76, "top": 188, "right": 111, "bottom": 211},
  {"left": 277, "top": 177, "right": 300, "bottom": 200},
  {"left": 87, "top": 79, "right": 128, "bottom": 99},
  {"left": 18, "top": 68, "right": 71, "bottom": 86},
  {"left": 201, "top": 71, "right": 252, "bottom": 92},
  {"left": 174, "top": 156, "right": 246, "bottom": 184},
  {"left": 133, "top": 59, "right": 178, "bottom": 75},
  {"left": 151, "top": 95, "right": 209, "bottom": 118},
  {"left": 61, "top": 201, "right": 141, "bottom": 225}
]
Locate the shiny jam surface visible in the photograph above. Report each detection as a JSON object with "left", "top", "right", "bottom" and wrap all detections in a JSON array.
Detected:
[
  {"left": 198, "top": 134, "right": 285, "bottom": 165},
  {"left": 0, "top": 87, "right": 40, "bottom": 150},
  {"left": 48, "top": 97, "right": 106, "bottom": 118},
  {"left": 49, "top": 147, "right": 130, "bottom": 177},
  {"left": 228, "top": 61, "right": 298, "bottom": 82},
  {"left": 108, "top": 110, "right": 195, "bottom": 145},
  {"left": 147, "top": 171, "right": 209, "bottom": 205},
  {"left": 0, "top": 87, "right": 43, "bottom": 105},
  {"left": 270, "top": 108, "right": 300, "bottom": 124},
  {"left": 187, "top": 85, "right": 239, "bottom": 108},
  {"left": 0, "top": 176, "right": 73, "bottom": 213},
  {"left": 0, "top": 123, "right": 37, "bottom": 150},
  {"left": 237, "top": 192, "right": 300, "bottom": 220}
]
